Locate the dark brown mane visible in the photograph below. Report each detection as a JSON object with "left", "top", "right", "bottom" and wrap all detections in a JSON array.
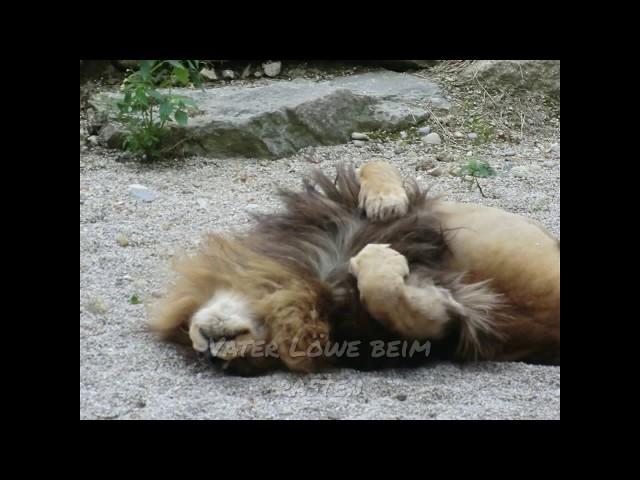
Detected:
[
  {"left": 242, "top": 163, "right": 466, "bottom": 368},
  {"left": 249, "top": 163, "right": 450, "bottom": 273}
]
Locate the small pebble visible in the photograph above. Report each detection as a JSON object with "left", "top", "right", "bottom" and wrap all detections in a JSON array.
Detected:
[
  {"left": 415, "top": 156, "right": 436, "bottom": 171},
  {"left": 351, "top": 132, "right": 370, "bottom": 141},
  {"left": 422, "top": 133, "right": 441, "bottom": 145},
  {"left": 353, "top": 140, "right": 366, "bottom": 147},
  {"left": 468, "top": 132, "right": 478, "bottom": 140},
  {"left": 436, "top": 152, "right": 454, "bottom": 163},
  {"left": 399, "top": 131, "right": 408, "bottom": 139},
  {"left": 262, "top": 61, "right": 282, "bottom": 77},
  {"left": 428, "top": 167, "right": 445, "bottom": 177},
  {"left": 86, "top": 297, "right": 108, "bottom": 315},
  {"left": 418, "top": 126, "right": 431, "bottom": 135},
  {"left": 128, "top": 184, "right": 157, "bottom": 202},
  {"left": 454, "top": 131, "right": 464, "bottom": 139},
  {"left": 221, "top": 69, "right": 235, "bottom": 80},
  {"left": 115, "top": 233, "right": 129, "bottom": 247},
  {"left": 395, "top": 394, "right": 408, "bottom": 401},
  {"left": 200, "top": 68, "right": 217, "bottom": 81},
  {"left": 448, "top": 166, "right": 463, "bottom": 177},
  {"left": 440, "top": 115, "right": 454, "bottom": 126}
]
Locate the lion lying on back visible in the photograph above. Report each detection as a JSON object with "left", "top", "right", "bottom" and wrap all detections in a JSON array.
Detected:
[{"left": 148, "top": 160, "right": 560, "bottom": 375}]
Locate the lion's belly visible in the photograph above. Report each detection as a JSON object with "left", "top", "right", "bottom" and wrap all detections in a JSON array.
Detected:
[{"left": 435, "top": 201, "right": 560, "bottom": 363}]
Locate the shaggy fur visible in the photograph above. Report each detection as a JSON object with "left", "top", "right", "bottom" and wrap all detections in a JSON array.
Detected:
[{"left": 148, "top": 162, "right": 558, "bottom": 374}]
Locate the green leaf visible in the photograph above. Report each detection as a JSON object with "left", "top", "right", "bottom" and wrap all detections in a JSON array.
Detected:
[
  {"left": 149, "top": 90, "right": 165, "bottom": 101},
  {"left": 159, "top": 102, "right": 173, "bottom": 122},
  {"left": 139, "top": 60, "right": 152, "bottom": 81},
  {"left": 173, "top": 66, "right": 189, "bottom": 85},
  {"left": 174, "top": 110, "right": 188, "bottom": 126},
  {"left": 167, "top": 60, "right": 184, "bottom": 69},
  {"left": 189, "top": 69, "right": 203, "bottom": 87},
  {"left": 475, "top": 162, "right": 496, "bottom": 178},
  {"left": 134, "top": 88, "right": 149, "bottom": 107},
  {"left": 130, "top": 294, "right": 141, "bottom": 305}
]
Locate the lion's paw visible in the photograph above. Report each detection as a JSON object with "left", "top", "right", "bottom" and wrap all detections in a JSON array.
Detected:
[
  {"left": 349, "top": 243, "right": 409, "bottom": 280},
  {"left": 358, "top": 181, "right": 409, "bottom": 222}
]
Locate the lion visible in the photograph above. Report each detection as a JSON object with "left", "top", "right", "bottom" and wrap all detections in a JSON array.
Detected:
[{"left": 148, "top": 160, "right": 559, "bottom": 375}]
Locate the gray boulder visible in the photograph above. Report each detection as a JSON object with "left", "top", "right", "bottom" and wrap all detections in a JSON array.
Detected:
[
  {"left": 90, "top": 71, "right": 449, "bottom": 159},
  {"left": 462, "top": 60, "right": 559, "bottom": 98}
]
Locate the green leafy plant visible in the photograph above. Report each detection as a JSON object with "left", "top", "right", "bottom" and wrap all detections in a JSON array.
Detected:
[
  {"left": 115, "top": 60, "right": 202, "bottom": 161},
  {"left": 459, "top": 159, "right": 496, "bottom": 197},
  {"left": 460, "top": 159, "right": 496, "bottom": 178},
  {"left": 129, "top": 294, "right": 141, "bottom": 305}
]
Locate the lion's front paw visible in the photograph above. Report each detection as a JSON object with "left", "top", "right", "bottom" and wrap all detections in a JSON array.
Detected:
[
  {"left": 358, "top": 181, "right": 409, "bottom": 222},
  {"left": 349, "top": 244, "right": 409, "bottom": 318},
  {"left": 349, "top": 243, "right": 409, "bottom": 280},
  {"left": 189, "top": 290, "right": 262, "bottom": 361}
]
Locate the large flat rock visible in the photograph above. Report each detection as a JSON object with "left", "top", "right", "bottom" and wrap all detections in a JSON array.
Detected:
[
  {"left": 461, "top": 60, "right": 560, "bottom": 99},
  {"left": 91, "top": 71, "right": 449, "bottom": 159}
]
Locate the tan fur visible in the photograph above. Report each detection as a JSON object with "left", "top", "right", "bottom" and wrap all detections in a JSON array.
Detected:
[
  {"left": 149, "top": 160, "right": 560, "bottom": 372},
  {"left": 349, "top": 243, "right": 506, "bottom": 359},
  {"left": 147, "top": 234, "right": 331, "bottom": 372},
  {"left": 434, "top": 201, "right": 560, "bottom": 363},
  {"left": 357, "top": 161, "right": 409, "bottom": 221},
  {"left": 354, "top": 161, "right": 559, "bottom": 363},
  {"left": 349, "top": 243, "right": 449, "bottom": 338}
]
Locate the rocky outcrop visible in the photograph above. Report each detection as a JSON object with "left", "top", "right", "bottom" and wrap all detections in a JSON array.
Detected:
[
  {"left": 90, "top": 71, "right": 449, "bottom": 159},
  {"left": 461, "top": 60, "right": 560, "bottom": 98}
]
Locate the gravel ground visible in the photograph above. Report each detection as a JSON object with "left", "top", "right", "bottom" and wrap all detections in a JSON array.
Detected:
[{"left": 80, "top": 68, "right": 560, "bottom": 420}]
